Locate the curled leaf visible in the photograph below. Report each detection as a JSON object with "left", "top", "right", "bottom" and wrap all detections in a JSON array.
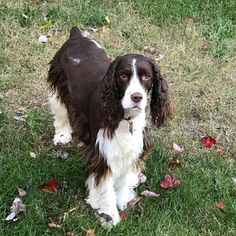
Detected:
[
  {"left": 160, "top": 174, "right": 181, "bottom": 189},
  {"left": 140, "top": 190, "right": 160, "bottom": 198},
  {"left": 17, "top": 188, "right": 27, "bottom": 197},
  {"left": 38, "top": 179, "right": 59, "bottom": 193},
  {"left": 127, "top": 195, "right": 143, "bottom": 208},
  {"left": 173, "top": 143, "right": 185, "bottom": 153},
  {"left": 5, "top": 197, "right": 25, "bottom": 221},
  {"left": 216, "top": 201, "right": 225, "bottom": 209},
  {"left": 167, "top": 158, "right": 182, "bottom": 168},
  {"left": 119, "top": 211, "right": 128, "bottom": 221},
  {"left": 200, "top": 136, "right": 216, "bottom": 148}
]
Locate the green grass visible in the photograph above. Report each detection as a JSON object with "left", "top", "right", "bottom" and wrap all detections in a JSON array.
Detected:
[{"left": 0, "top": 0, "right": 236, "bottom": 235}]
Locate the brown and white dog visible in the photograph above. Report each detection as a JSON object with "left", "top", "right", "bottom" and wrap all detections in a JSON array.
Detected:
[{"left": 48, "top": 27, "right": 173, "bottom": 226}]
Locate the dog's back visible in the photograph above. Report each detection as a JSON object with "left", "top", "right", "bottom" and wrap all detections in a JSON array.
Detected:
[{"left": 48, "top": 27, "right": 110, "bottom": 143}]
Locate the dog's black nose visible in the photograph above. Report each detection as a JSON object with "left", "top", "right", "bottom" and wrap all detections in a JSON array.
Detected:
[{"left": 131, "top": 92, "right": 143, "bottom": 103}]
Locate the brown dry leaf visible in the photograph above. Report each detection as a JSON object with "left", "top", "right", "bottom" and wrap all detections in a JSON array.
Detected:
[
  {"left": 86, "top": 228, "right": 96, "bottom": 236},
  {"left": 48, "top": 222, "right": 61, "bottom": 228},
  {"left": 167, "top": 158, "right": 182, "bottom": 168},
  {"left": 102, "top": 25, "right": 110, "bottom": 34}
]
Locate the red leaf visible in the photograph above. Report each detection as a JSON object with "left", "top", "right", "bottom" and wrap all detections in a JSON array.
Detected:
[
  {"left": 119, "top": 211, "right": 128, "bottom": 221},
  {"left": 160, "top": 174, "right": 181, "bottom": 189},
  {"left": 38, "top": 179, "right": 59, "bottom": 193},
  {"left": 200, "top": 136, "right": 216, "bottom": 148},
  {"left": 127, "top": 196, "right": 143, "bottom": 208},
  {"left": 216, "top": 201, "right": 225, "bottom": 209}
]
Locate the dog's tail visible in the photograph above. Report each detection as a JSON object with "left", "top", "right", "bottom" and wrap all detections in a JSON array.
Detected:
[{"left": 69, "top": 26, "right": 83, "bottom": 39}]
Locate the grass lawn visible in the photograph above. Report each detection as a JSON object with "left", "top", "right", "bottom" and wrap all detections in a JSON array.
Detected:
[{"left": 0, "top": 0, "right": 236, "bottom": 235}]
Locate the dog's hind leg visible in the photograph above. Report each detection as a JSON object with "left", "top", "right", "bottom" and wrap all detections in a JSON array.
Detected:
[{"left": 49, "top": 92, "right": 72, "bottom": 145}]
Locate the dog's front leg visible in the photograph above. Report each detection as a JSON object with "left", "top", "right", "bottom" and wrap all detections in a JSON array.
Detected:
[
  {"left": 86, "top": 175, "right": 120, "bottom": 227},
  {"left": 115, "top": 172, "right": 138, "bottom": 211}
]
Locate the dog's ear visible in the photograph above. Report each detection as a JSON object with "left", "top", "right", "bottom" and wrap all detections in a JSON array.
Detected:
[
  {"left": 100, "top": 57, "right": 124, "bottom": 137},
  {"left": 149, "top": 60, "right": 174, "bottom": 127}
]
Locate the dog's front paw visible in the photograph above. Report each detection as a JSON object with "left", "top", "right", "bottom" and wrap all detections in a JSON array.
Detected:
[
  {"left": 53, "top": 132, "right": 72, "bottom": 145},
  {"left": 97, "top": 209, "right": 120, "bottom": 228}
]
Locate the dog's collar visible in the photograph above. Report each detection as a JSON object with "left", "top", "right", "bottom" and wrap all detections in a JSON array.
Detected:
[{"left": 123, "top": 117, "right": 133, "bottom": 135}]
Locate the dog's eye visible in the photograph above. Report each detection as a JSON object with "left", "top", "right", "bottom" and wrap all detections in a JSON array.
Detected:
[
  {"left": 142, "top": 74, "right": 151, "bottom": 81},
  {"left": 120, "top": 74, "right": 128, "bottom": 81}
]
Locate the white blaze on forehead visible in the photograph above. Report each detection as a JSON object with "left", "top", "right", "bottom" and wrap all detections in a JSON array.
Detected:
[{"left": 121, "top": 58, "right": 148, "bottom": 111}]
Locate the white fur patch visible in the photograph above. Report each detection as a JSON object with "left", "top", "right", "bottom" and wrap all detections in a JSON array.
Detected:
[
  {"left": 48, "top": 92, "right": 72, "bottom": 145},
  {"left": 69, "top": 57, "right": 81, "bottom": 65},
  {"left": 121, "top": 59, "right": 147, "bottom": 110},
  {"left": 86, "top": 111, "right": 146, "bottom": 224},
  {"left": 91, "top": 40, "right": 102, "bottom": 49}
]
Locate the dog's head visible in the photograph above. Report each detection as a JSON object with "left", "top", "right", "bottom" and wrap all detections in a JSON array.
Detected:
[{"left": 101, "top": 54, "right": 174, "bottom": 136}]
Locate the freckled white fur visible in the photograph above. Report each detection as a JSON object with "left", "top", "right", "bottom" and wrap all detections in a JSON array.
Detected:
[
  {"left": 122, "top": 59, "right": 147, "bottom": 110},
  {"left": 69, "top": 57, "right": 81, "bottom": 65},
  {"left": 49, "top": 92, "right": 72, "bottom": 145},
  {"left": 86, "top": 110, "right": 146, "bottom": 225},
  {"left": 91, "top": 40, "right": 103, "bottom": 49}
]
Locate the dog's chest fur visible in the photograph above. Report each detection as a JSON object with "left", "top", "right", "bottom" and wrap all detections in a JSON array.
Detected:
[{"left": 96, "top": 112, "right": 146, "bottom": 180}]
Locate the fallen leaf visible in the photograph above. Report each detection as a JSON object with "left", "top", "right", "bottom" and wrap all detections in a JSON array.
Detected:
[
  {"left": 143, "top": 46, "right": 157, "bottom": 54},
  {"left": 82, "top": 31, "right": 90, "bottom": 37},
  {"left": 48, "top": 215, "right": 64, "bottom": 228},
  {"left": 17, "top": 188, "right": 27, "bottom": 197},
  {"left": 140, "top": 190, "right": 160, "bottom": 198},
  {"left": 5, "top": 197, "right": 25, "bottom": 221},
  {"left": 127, "top": 195, "right": 143, "bottom": 208},
  {"left": 155, "top": 52, "right": 165, "bottom": 61},
  {"left": 29, "top": 152, "right": 36, "bottom": 158},
  {"left": 66, "top": 233, "right": 78, "bottom": 236},
  {"left": 101, "top": 25, "right": 110, "bottom": 34},
  {"left": 232, "top": 177, "right": 236, "bottom": 184},
  {"left": 200, "top": 136, "right": 216, "bottom": 148},
  {"left": 160, "top": 174, "right": 181, "bottom": 189},
  {"left": 119, "top": 211, "right": 128, "bottom": 221},
  {"left": 13, "top": 114, "right": 25, "bottom": 121},
  {"left": 138, "top": 173, "right": 147, "bottom": 183},
  {"left": 216, "top": 201, "right": 225, "bottom": 209},
  {"left": 105, "top": 16, "right": 110, "bottom": 24},
  {"left": 38, "top": 34, "right": 48, "bottom": 43},
  {"left": 202, "top": 42, "right": 209, "bottom": 51},
  {"left": 22, "top": 13, "right": 28, "bottom": 19},
  {"left": 167, "top": 158, "right": 182, "bottom": 168},
  {"left": 39, "top": 20, "right": 52, "bottom": 30},
  {"left": 57, "top": 150, "right": 69, "bottom": 160},
  {"left": 86, "top": 228, "right": 96, "bottom": 236},
  {"left": 216, "top": 146, "right": 225, "bottom": 155},
  {"left": 38, "top": 179, "right": 59, "bottom": 193},
  {"left": 173, "top": 143, "right": 185, "bottom": 153}
]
